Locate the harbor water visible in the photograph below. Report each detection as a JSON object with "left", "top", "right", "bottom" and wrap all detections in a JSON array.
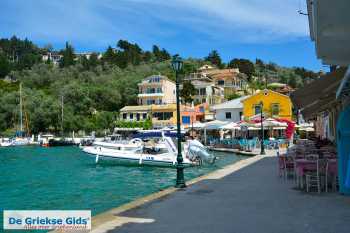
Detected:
[{"left": 0, "top": 146, "right": 245, "bottom": 229}]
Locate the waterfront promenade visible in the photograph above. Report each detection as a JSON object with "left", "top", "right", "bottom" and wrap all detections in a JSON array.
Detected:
[{"left": 90, "top": 150, "right": 350, "bottom": 233}]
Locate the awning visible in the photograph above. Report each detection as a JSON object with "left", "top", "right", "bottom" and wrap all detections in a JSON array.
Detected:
[
  {"left": 204, "top": 120, "right": 229, "bottom": 130},
  {"left": 336, "top": 67, "right": 350, "bottom": 99},
  {"left": 290, "top": 68, "right": 346, "bottom": 110},
  {"left": 253, "top": 118, "right": 288, "bottom": 128},
  {"left": 190, "top": 122, "right": 206, "bottom": 129},
  {"left": 220, "top": 122, "right": 240, "bottom": 130},
  {"left": 299, "top": 127, "right": 315, "bottom": 132}
]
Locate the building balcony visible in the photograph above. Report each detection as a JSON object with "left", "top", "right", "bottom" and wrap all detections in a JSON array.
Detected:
[
  {"left": 138, "top": 93, "right": 164, "bottom": 97},
  {"left": 138, "top": 82, "right": 163, "bottom": 87}
]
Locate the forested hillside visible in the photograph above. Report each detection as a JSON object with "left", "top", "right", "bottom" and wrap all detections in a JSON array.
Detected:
[{"left": 0, "top": 37, "right": 319, "bottom": 136}]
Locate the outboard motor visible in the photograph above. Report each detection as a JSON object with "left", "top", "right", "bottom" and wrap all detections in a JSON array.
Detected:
[{"left": 187, "top": 140, "right": 216, "bottom": 165}]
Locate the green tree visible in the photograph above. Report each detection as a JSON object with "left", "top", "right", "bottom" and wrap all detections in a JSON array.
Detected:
[
  {"left": 102, "top": 46, "right": 116, "bottom": 64},
  {"left": 0, "top": 52, "right": 11, "bottom": 78},
  {"left": 116, "top": 40, "right": 142, "bottom": 66},
  {"left": 59, "top": 42, "right": 75, "bottom": 68},
  {"left": 255, "top": 58, "right": 265, "bottom": 68},
  {"left": 80, "top": 55, "right": 90, "bottom": 70},
  {"left": 228, "top": 58, "right": 255, "bottom": 81},
  {"left": 205, "top": 50, "right": 222, "bottom": 68},
  {"left": 180, "top": 81, "right": 196, "bottom": 104},
  {"left": 89, "top": 53, "right": 99, "bottom": 68},
  {"left": 152, "top": 45, "right": 170, "bottom": 62},
  {"left": 226, "top": 93, "right": 241, "bottom": 100}
]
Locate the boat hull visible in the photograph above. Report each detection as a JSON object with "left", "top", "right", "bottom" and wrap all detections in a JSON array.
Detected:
[{"left": 82, "top": 146, "right": 193, "bottom": 168}]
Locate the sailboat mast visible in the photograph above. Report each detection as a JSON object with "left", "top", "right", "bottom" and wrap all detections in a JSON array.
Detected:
[
  {"left": 61, "top": 95, "right": 64, "bottom": 137},
  {"left": 19, "top": 83, "right": 23, "bottom": 132}
]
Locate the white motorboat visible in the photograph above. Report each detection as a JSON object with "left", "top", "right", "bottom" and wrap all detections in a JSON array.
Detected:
[
  {"left": 0, "top": 137, "right": 31, "bottom": 147},
  {"left": 0, "top": 138, "right": 12, "bottom": 147},
  {"left": 82, "top": 135, "right": 212, "bottom": 167}
]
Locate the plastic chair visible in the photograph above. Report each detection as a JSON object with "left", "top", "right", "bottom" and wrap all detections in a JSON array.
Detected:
[{"left": 305, "top": 159, "right": 327, "bottom": 193}]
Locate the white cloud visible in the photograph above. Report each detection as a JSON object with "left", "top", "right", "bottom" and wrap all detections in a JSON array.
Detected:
[
  {"left": 0, "top": 0, "right": 310, "bottom": 48},
  {"left": 123, "top": 0, "right": 309, "bottom": 42}
]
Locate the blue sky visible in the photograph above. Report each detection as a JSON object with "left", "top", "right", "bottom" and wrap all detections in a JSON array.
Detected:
[{"left": 0, "top": 0, "right": 323, "bottom": 71}]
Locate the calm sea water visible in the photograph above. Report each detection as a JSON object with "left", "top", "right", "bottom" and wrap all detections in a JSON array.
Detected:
[{"left": 0, "top": 146, "right": 244, "bottom": 229}]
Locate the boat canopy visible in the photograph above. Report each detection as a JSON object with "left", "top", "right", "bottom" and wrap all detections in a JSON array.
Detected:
[{"left": 132, "top": 130, "right": 184, "bottom": 139}]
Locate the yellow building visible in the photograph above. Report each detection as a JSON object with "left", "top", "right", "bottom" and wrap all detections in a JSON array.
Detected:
[
  {"left": 241, "top": 89, "right": 293, "bottom": 120},
  {"left": 120, "top": 104, "right": 179, "bottom": 128},
  {"left": 151, "top": 104, "right": 178, "bottom": 128},
  {"left": 120, "top": 104, "right": 206, "bottom": 128}
]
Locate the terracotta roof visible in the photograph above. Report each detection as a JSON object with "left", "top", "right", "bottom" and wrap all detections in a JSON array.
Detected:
[{"left": 207, "top": 69, "right": 247, "bottom": 82}]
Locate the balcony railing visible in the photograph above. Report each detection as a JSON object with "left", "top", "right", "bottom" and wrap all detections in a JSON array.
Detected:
[{"left": 138, "top": 93, "right": 164, "bottom": 97}]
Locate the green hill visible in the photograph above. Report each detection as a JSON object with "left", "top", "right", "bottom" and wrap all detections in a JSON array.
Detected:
[{"left": 0, "top": 37, "right": 319, "bottom": 135}]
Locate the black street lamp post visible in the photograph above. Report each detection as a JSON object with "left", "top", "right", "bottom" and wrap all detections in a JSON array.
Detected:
[
  {"left": 260, "top": 101, "right": 266, "bottom": 155},
  {"left": 171, "top": 55, "right": 186, "bottom": 188}
]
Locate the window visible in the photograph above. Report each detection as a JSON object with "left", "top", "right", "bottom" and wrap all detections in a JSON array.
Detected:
[
  {"left": 164, "top": 112, "right": 173, "bottom": 120},
  {"left": 149, "top": 76, "right": 160, "bottom": 83},
  {"left": 153, "top": 112, "right": 173, "bottom": 120},
  {"left": 199, "top": 88, "right": 206, "bottom": 95},
  {"left": 147, "top": 99, "right": 155, "bottom": 105},
  {"left": 182, "top": 116, "right": 191, "bottom": 124},
  {"left": 239, "top": 111, "right": 243, "bottom": 120},
  {"left": 122, "top": 113, "right": 127, "bottom": 119},
  {"left": 254, "top": 105, "right": 262, "bottom": 115},
  {"left": 156, "top": 87, "right": 162, "bottom": 93},
  {"left": 225, "top": 112, "right": 232, "bottom": 119},
  {"left": 136, "top": 113, "right": 140, "bottom": 121},
  {"left": 142, "top": 113, "right": 147, "bottom": 119},
  {"left": 271, "top": 104, "right": 280, "bottom": 116},
  {"left": 217, "top": 80, "right": 225, "bottom": 85},
  {"left": 129, "top": 113, "right": 133, "bottom": 120},
  {"left": 147, "top": 88, "right": 156, "bottom": 94}
]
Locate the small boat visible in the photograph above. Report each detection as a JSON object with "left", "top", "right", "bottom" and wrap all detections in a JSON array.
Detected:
[
  {"left": 0, "top": 138, "right": 12, "bottom": 147},
  {"left": 39, "top": 134, "right": 76, "bottom": 147},
  {"left": 0, "top": 137, "right": 31, "bottom": 147},
  {"left": 47, "top": 139, "right": 76, "bottom": 147}
]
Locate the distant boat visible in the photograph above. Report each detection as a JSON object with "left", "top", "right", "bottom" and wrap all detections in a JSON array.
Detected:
[
  {"left": 39, "top": 134, "right": 76, "bottom": 147},
  {"left": 1, "top": 83, "right": 32, "bottom": 147}
]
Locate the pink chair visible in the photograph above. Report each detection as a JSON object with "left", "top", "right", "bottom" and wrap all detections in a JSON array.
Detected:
[{"left": 278, "top": 153, "right": 295, "bottom": 180}]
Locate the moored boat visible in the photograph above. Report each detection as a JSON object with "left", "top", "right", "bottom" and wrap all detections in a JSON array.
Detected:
[{"left": 82, "top": 132, "right": 214, "bottom": 167}]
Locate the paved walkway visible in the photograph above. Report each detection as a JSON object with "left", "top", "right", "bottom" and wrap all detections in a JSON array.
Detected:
[{"left": 106, "top": 156, "right": 350, "bottom": 233}]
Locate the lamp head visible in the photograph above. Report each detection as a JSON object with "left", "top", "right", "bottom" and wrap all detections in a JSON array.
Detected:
[{"left": 171, "top": 55, "right": 183, "bottom": 72}]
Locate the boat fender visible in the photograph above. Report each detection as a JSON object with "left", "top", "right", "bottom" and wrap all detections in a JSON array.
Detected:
[
  {"left": 139, "top": 155, "right": 143, "bottom": 165},
  {"left": 95, "top": 154, "right": 99, "bottom": 163}
]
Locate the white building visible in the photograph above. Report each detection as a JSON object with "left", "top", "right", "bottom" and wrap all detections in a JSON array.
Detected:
[
  {"left": 211, "top": 96, "right": 248, "bottom": 122},
  {"left": 42, "top": 52, "right": 62, "bottom": 65},
  {"left": 191, "top": 80, "right": 225, "bottom": 105}
]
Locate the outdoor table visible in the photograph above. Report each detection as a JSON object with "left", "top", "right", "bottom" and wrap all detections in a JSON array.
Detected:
[
  {"left": 295, "top": 158, "right": 338, "bottom": 190},
  {"left": 295, "top": 159, "right": 317, "bottom": 189},
  {"left": 295, "top": 159, "right": 317, "bottom": 175}
]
